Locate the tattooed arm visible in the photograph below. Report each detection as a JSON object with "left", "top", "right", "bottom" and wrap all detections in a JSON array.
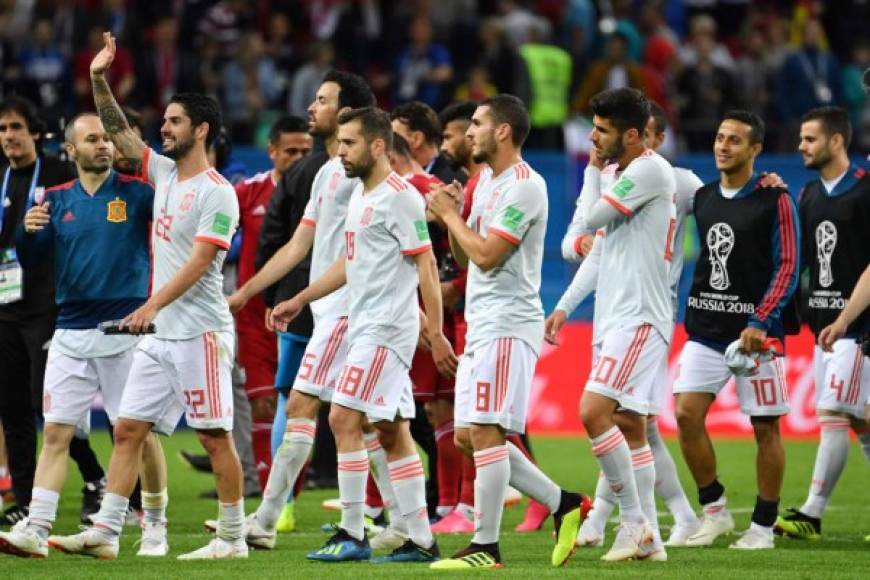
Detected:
[{"left": 90, "top": 32, "right": 145, "bottom": 167}]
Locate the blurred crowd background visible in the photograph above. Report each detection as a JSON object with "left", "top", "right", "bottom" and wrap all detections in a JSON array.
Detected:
[{"left": 0, "top": 0, "right": 867, "bottom": 153}]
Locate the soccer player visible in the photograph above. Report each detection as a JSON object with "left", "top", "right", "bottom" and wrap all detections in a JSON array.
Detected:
[
  {"left": 391, "top": 101, "right": 467, "bottom": 186},
  {"left": 559, "top": 102, "right": 703, "bottom": 548},
  {"left": 776, "top": 106, "right": 870, "bottom": 539},
  {"left": 224, "top": 72, "right": 386, "bottom": 550},
  {"left": 271, "top": 107, "right": 456, "bottom": 563},
  {"left": 673, "top": 110, "right": 799, "bottom": 550},
  {"left": 547, "top": 88, "right": 676, "bottom": 562},
  {"left": 233, "top": 115, "right": 312, "bottom": 493},
  {"left": 0, "top": 114, "right": 168, "bottom": 558},
  {"left": 0, "top": 96, "right": 107, "bottom": 527},
  {"left": 49, "top": 32, "right": 245, "bottom": 560},
  {"left": 426, "top": 95, "right": 589, "bottom": 570}
]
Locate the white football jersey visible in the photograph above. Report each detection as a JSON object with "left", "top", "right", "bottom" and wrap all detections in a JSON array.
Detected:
[
  {"left": 343, "top": 172, "right": 431, "bottom": 366},
  {"left": 573, "top": 151, "right": 676, "bottom": 345},
  {"left": 142, "top": 148, "right": 238, "bottom": 340},
  {"left": 669, "top": 167, "right": 703, "bottom": 306},
  {"left": 465, "top": 161, "right": 548, "bottom": 355},
  {"left": 302, "top": 157, "right": 360, "bottom": 322}
]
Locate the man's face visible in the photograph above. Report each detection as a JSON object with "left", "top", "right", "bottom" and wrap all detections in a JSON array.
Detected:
[
  {"left": 440, "top": 119, "right": 472, "bottom": 168},
  {"left": 467, "top": 106, "right": 498, "bottom": 165},
  {"left": 590, "top": 115, "right": 625, "bottom": 161},
  {"left": 0, "top": 111, "right": 38, "bottom": 163},
  {"left": 798, "top": 120, "right": 833, "bottom": 170},
  {"left": 337, "top": 120, "right": 375, "bottom": 179},
  {"left": 269, "top": 131, "right": 313, "bottom": 174},
  {"left": 642, "top": 116, "right": 665, "bottom": 151},
  {"left": 68, "top": 115, "right": 114, "bottom": 173},
  {"left": 714, "top": 119, "right": 758, "bottom": 173},
  {"left": 160, "top": 103, "right": 197, "bottom": 159},
  {"left": 308, "top": 81, "right": 340, "bottom": 139}
]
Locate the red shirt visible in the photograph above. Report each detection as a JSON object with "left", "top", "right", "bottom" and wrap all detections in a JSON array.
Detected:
[{"left": 235, "top": 171, "right": 277, "bottom": 286}]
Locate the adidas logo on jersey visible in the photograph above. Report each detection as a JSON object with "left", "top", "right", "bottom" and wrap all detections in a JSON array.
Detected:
[
  {"left": 252, "top": 205, "right": 266, "bottom": 216},
  {"left": 62, "top": 211, "right": 76, "bottom": 222},
  {"left": 374, "top": 396, "right": 386, "bottom": 406}
]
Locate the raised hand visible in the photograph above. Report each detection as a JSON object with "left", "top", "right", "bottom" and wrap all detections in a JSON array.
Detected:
[
  {"left": 90, "top": 32, "right": 117, "bottom": 77},
  {"left": 23, "top": 203, "right": 50, "bottom": 233}
]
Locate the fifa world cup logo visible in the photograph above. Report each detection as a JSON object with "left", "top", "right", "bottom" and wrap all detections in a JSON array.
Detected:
[
  {"left": 816, "top": 220, "right": 837, "bottom": 288},
  {"left": 707, "top": 223, "right": 734, "bottom": 291}
]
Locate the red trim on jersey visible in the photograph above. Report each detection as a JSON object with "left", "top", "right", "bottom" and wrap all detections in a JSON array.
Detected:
[
  {"left": 386, "top": 174, "right": 405, "bottom": 192},
  {"left": 401, "top": 244, "right": 432, "bottom": 256},
  {"left": 194, "top": 235, "right": 231, "bottom": 249},
  {"left": 755, "top": 193, "right": 798, "bottom": 321},
  {"left": 488, "top": 227, "right": 520, "bottom": 245},
  {"left": 44, "top": 179, "right": 77, "bottom": 194},
  {"left": 300, "top": 217, "right": 317, "bottom": 228},
  {"left": 139, "top": 147, "right": 152, "bottom": 183},
  {"left": 116, "top": 172, "right": 150, "bottom": 186},
  {"left": 602, "top": 195, "right": 633, "bottom": 217},
  {"left": 514, "top": 162, "right": 530, "bottom": 180}
]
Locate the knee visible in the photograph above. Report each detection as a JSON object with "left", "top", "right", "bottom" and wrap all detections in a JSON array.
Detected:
[
  {"left": 196, "top": 429, "right": 231, "bottom": 456},
  {"left": 251, "top": 395, "right": 276, "bottom": 421},
  {"left": 42, "top": 424, "right": 73, "bottom": 449},
  {"left": 113, "top": 420, "right": 148, "bottom": 448},
  {"left": 328, "top": 407, "right": 358, "bottom": 439},
  {"left": 375, "top": 424, "right": 398, "bottom": 451},
  {"left": 675, "top": 403, "right": 704, "bottom": 434},
  {"left": 454, "top": 429, "right": 472, "bottom": 456},
  {"left": 287, "top": 391, "right": 319, "bottom": 421}
]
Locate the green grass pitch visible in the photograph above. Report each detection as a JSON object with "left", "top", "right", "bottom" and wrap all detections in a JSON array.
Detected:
[{"left": 1, "top": 431, "right": 868, "bottom": 579}]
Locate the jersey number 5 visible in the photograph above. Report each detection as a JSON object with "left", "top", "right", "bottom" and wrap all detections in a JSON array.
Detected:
[{"left": 346, "top": 231, "right": 355, "bottom": 260}]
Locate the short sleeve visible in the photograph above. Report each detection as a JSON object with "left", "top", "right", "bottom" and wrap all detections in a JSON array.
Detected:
[
  {"left": 601, "top": 157, "right": 670, "bottom": 217},
  {"left": 302, "top": 165, "right": 328, "bottom": 228},
  {"left": 194, "top": 184, "right": 239, "bottom": 250},
  {"left": 140, "top": 146, "right": 176, "bottom": 185},
  {"left": 390, "top": 191, "right": 432, "bottom": 256},
  {"left": 488, "top": 181, "right": 544, "bottom": 245}
]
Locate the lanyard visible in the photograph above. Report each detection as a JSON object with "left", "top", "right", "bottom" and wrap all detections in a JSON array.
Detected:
[{"left": 0, "top": 157, "right": 42, "bottom": 237}]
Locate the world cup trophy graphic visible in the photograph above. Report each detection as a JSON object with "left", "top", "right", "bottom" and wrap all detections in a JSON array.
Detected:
[
  {"left": 816, "top": 220, "right": 837, "bottom": 288},
  {"left": 707, "top": 223, "right": 734, "bottom": 291}
]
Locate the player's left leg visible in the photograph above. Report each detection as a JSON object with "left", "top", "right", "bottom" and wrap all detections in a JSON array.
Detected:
[
  {"left": 730, "top": 356, "right": 789, "bottom": 551},
  {"left": 137, "top": 433, "right": 169, "bottom": 556}
]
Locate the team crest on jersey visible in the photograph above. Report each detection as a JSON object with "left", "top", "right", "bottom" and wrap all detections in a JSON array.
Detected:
[
  {"left": 106, "top": 197, "right": 127, "bottom": 223},
  {"left": 329, "top": 172, "right": 341, "bottom": 192},
  {"left": 360, "top": 206, "right": 374, "bottom": 226},
  {"left": 179, "top": 191, "right": 196, "bottom": 212}
]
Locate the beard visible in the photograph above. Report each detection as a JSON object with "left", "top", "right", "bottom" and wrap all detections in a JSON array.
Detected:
[
  {"left": 79, "top": 158, "right": 112, "bottom": 174},
  {"left": 343, "top": 153, "right": 374, "bottom": 179},
  {"left": 163, "top": 134, "right": 195, "bottom": 159},
  {"left": 310, "top": 117, "right": 337, "bottom": 140},
  {"left": 804, "top": 147, "right": 832, "bottom": 170},
  {"left": 444, "top": 144, "right": 470, "bottom": 169}
]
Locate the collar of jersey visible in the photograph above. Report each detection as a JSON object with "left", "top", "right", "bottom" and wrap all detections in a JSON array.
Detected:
[
  {"left": 821, "top": 163, "right": 865, "bottom": 198},
  {"left": 718, "top": 171, "right": 760, "bottom": 199},
  {"left": 75, "top": 169, "right": 117, "bottom": 199}
]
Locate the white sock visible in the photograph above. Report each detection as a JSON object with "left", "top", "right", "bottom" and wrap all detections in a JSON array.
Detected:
[
  {"left": 141, "top": 489, "right": 168, "bottom": 526},
  {"left": 257, "top": 419, "right": 315, "bottom": 529},
  {"left": 800, "top": 416, "right": 850, "bottom": 518},
  {"left": 584, "top": 472, "right": 616, "bottom": 534},
  {"left": 858, "top": 431, "right": 870, "bottom": 463},
  {"left": 93, "top": 492, "right": 129, "bottom": 538},
  {"left": 472, "top": 445, "right": 509, "bottom": 545},
  {"left": 632, "top": 445, "right": 658, "bottom": 533},
  {"left": 590, "top": 427, "right": 644, "bottom": 523},
  {"left": 388, "top": 454, "right": 432, "bottom": 548},
  {"left": 647, "top": 418, "right": 697, "bottom": 525},
  {"left": 364, "top": 432, "right": 407, "bottom": 534},
  {"left": 506, "top": 442, "right": 560, "bottom": 512},
  {"left": 337, "top": 449, "right": 368, "bottom": 540},
  {"left": 456, "top": 502, "right": 474, "bottom": 520},
  {"left": 217, "top": 499, "right": 245, "bottom": 542},
  {"left": 27, "top": 487, "right": 59, "bottom": 538}
]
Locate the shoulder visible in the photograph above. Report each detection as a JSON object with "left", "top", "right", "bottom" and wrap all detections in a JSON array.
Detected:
[
  {"left": 43, "top": 179, "right": 77, "bottom": 203},
  {"left": 116, "top": 172, "right": 154, "bottom": 193}
]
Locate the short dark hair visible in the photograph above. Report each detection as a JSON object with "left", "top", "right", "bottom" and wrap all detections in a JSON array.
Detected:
[
  {"left": 480, "top": 94, "right": 530, "bottom": 147},
  {"left": 390, "top": 131, "right": 412, "bottom": 159},
  {"left": 801, "top": 106, "right": 852, "bottom": 149},
  {"left": 338, "top": 107, "right": 393, "bottom": 148},
  {"left": 122, "top": 106, "right": 145, "bottom": 135},
  {"left": 63, "top": 112, "right": 100, "bottom": 143},
  {"left": 439, "top": 101, "right": 478, "bottom": 128},
  {"left": 648, "top": 101, "right": 667, "bottom": 134},
  {"left": 0, "top": 96, "right": 46, "bottom": 138},
  {"left": 722, "top": 109, "right": 765, "bottom": 145},
  {"left": 169, "top": 93, "right": 222, "bottom": 146},
  {"left": 322, "top": 70, "right": 376, "bottom": 110},
  {"left": 589, "top": 88, "right": 650, "bottom": 135},
  {"left": 390, "top": 101, "right": 441, "bottom": 145},
  {"left": 269, "top": 115, "right": 309, "bottom": 143}
]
